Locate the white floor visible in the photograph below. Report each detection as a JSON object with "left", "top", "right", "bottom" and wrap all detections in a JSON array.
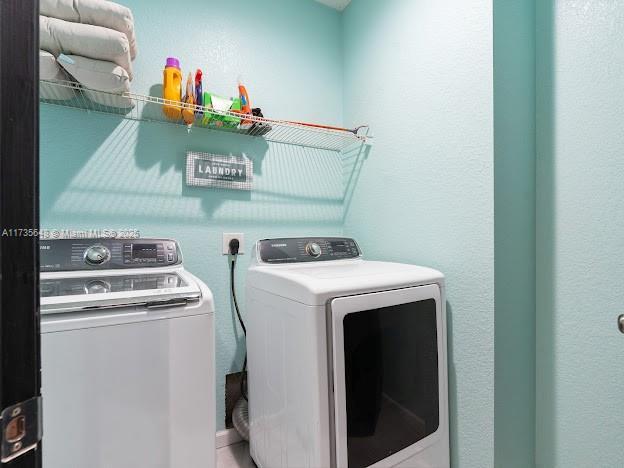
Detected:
[{"left": 217, "top": 442, "right": 256, "bottom": 468}]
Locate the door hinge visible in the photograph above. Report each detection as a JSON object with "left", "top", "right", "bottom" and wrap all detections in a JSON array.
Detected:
[{"left": 1, "top": 396, "right": 42, "bottom": 463}]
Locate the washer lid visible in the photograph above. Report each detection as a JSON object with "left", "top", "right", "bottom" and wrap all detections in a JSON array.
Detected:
[
  {"left": 247, "top": 259, "right": 444, "bottom": 305},
  {"left": 40, "top": 268, "right": 202, "bottom": 314}
]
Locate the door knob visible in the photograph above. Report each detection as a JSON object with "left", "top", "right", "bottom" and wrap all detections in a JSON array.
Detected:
[{"left": 619, "top": 314, "right": 624, "bottom": 334}]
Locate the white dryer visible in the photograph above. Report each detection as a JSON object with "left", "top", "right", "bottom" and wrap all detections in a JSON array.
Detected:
[
  {"left": 247, "top": 237, "right": 449, "bottom": 468},
  {"left": 40, "top": 238, "right": 215, "bottom": 468}
]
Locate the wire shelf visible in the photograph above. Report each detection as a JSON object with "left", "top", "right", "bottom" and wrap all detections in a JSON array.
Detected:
[{"left": 39, "top": 79, "right": 371, "bottom": 153}]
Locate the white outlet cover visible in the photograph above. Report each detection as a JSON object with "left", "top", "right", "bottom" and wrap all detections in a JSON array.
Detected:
[{"left": 222, "top": 233, "right": 244, "bottom": 255}]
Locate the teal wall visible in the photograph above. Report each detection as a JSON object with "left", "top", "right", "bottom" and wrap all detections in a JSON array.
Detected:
[
  {"left": 40, "top": 0, "right": 345, "bottom": 431},
  {"left": 341, "top": 1, "right": 495, "bottom": 466},
  {"left": 535, "top": 2, "right": 555, "bottom": 465},
  {"left": 493, "top": 0, "right": 536, "bottom": 467},
  {"left": 536, "top": 1, "right": 624, "bottom": 466},
  {"left": 40, "top": 1, "right": 561, "bottom": 465}
]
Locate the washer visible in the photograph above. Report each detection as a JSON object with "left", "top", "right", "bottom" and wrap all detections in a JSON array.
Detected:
[
  {"left": 247, "top": 237, "right": 449, "bottom": 468},
  {"left": 40, "top": 238, "right": 215, "bottom": 468}
]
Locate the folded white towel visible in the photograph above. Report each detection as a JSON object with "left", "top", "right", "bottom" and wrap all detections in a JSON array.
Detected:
[
  {"left": 39, "top": 49, "right": 74, "bottom": 100},
  {"left": 40, "top": 49, "right": 70, "bottom": 82},
  {"left": 57, "top": 54, "right": 133, "bottom": 108},
  {"left": 40, "top": 15, "right": 133, "bottom": 80},
  {"left": 40, "top": 0, "right": 137, "bottom": 59}
]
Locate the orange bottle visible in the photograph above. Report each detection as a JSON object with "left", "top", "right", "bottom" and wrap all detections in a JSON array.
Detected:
[
  {"left": 182, "top": 72, "right": 195, "bottom": 126},
  {"left": 163, "top": 57, "right": 182, "bottom": 120},
  {"left": 238, "top": 81, "right": 253, "bottom": 129}
]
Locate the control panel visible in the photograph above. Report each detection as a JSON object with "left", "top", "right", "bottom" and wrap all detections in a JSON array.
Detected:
[
  {"left": 257, "top": 237, "right": 361, "bottom": 264},
  {"left": 40, "top": 238, "right": 181, "bottom": 272}
]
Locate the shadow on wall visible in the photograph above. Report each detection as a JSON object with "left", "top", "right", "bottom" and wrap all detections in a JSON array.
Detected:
[
  {"left": 39, "top": 110, "right": 124, "bottom": 219},
  {"left": 342, "top": 142, "right": 371, "bottom": 223},
  {"left": 41, "top": 96, "right": 371, "bottom": 227}
]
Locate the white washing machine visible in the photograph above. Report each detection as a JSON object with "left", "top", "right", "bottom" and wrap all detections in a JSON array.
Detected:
[
  {"left": 39, "top": 238, "right": 215, "bottom": 468},
  {"left": 247, "top": 237, "right": 449, "bottom": 468}
]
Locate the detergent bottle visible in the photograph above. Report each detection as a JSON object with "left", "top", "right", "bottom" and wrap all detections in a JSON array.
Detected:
[
  {"left": 181, "top": 72, "right": 196, "bottom": 126},
  {"left": 238, "top": 79, "right": 253, "bottom": 130},
  {"left": 194, "top": 69, "right": 203, "bottom": 117},
  {"left": 162, "top": 57, "right": 182, "bottom": 120}
]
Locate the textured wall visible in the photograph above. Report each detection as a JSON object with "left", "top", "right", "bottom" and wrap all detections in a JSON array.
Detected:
[
  {"left": 341, "top": 1, "right": 495, "bottom": 466},
  {"left": 536, "top": 1, "right": 624, "bottom": 466},
  {"left": 493, "top": 0, "right": 536, "bottom": 466},
  {"left": 40, "top": 2, "right": 532, "bottom": 465},
  {"left": 40, "top": 0, "right": 344, "bottom": 431}
]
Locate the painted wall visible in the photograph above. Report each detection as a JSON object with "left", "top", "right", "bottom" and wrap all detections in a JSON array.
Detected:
[
  {"left": 341, "top": 1, "right": 495, "bottom": 466},
  {"left": 536, "top": 1, "right": 624, "bottom": 466},
  {"left": 40, "top": 1, "right": 551, "bottom": 465},
  {"left": 493, "top": 0, "right": 536, "bottom": 467},
  {"left": 40, "top": 0, "right": 345, "bottom": 431}
]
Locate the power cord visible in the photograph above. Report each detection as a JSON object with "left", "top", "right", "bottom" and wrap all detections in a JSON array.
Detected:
[{"left": 229, "top": 238, "right": 248, "bottom": 401}]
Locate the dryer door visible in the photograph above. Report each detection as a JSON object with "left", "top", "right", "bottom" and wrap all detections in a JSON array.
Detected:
[{"left": 330, "top": 284, "right": 446, "bottom": 468}]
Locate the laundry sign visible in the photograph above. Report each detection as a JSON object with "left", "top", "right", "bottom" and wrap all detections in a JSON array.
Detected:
[{"left": 186, "top": 151, "right": 253, "bottom": 191}]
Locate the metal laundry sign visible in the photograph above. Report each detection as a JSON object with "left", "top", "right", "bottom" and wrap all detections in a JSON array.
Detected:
[{"left": 186, "top": 151, "right": 252, "bottom": 191}]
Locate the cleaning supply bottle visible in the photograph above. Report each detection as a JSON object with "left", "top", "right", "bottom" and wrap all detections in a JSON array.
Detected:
[
  {"left": 182, "top": 72, "right": 195, "bottom": 126},
  {"left": 194, "top": 69, "right": 203, "bottom": 117},
  {"left": 238, "top": 80, "right": 253, "bottom": 130},
  {"left": 162, "top": 57, "right": 182, "bottom": 120}
]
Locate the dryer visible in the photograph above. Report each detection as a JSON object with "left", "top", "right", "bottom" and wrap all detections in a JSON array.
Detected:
[
  {"left": 40, "top": 237, "right": 215, "bottom": 468},
  {"left": 247, "top": 237, "right": 449, "bottom": 468}
]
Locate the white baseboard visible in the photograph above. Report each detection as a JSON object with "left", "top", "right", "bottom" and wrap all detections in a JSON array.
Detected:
[{"left": 216, "top": 428, "right": 242, "bottom": 449}]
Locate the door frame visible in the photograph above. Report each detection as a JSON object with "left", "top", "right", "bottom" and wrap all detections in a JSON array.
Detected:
[
  {"left": 0, "top": 0, "right": 42, "bottom": 466},
  {"left": 329, "top": 284, "right": 447, "bottom": 468}
]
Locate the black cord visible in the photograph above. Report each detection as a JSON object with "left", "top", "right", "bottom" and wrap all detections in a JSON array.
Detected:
[
  {"left": 241, "top": 358, "right": 248, "bottom": 401},
  {"left": 229, "top": 255, "right": 248, "bottom": 401},
  {"left": 230, "top": 257, "right": 246, "bottom": 336}
]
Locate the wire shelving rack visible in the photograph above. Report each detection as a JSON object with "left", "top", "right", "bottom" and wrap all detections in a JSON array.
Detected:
[{"left": 39, "top": 80, "right": 371, "bottom": 153}]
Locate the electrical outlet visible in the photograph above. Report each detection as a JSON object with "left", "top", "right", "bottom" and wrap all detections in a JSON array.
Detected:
[{"left": 222, "top": 233, "right": 244, "bottom": 255}]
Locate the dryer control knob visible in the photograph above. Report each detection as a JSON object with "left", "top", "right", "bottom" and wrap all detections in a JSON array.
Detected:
[
  {"left": 305, "top": 242, "right": 322, "bottom": 258},
  {"left": 84, "top": 245, "right": 111, "bottom": 265}
]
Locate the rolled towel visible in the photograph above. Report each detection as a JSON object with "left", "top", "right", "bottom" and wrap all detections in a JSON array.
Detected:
[
  {"left": 40, "top": 49, "right": 75, "bottom": 100},
  {"left": 40, "top": 0, "right": 137, "bottom": 59},
  {"left": 40, "top": 15, "right": 133, "bottom": 80},
  {"left": 57, "top": 53, "right": 133, "bottom": 109}
]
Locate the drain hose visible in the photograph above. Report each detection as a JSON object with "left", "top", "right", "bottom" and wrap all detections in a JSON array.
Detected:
[{"left": 232, "top": 397, "right": 249, "bottom": 441}]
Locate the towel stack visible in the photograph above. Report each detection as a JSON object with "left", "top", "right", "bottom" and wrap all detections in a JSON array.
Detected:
[{"left": 39, "top": 0, "right": 137, "bottom": 108}]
